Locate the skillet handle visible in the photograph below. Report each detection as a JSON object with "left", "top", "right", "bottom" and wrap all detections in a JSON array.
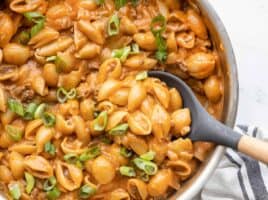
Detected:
[{"left": 238, "top": 135, "right": 268, "bottom": 164}]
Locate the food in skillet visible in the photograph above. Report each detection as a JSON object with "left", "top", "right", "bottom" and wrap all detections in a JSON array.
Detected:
[{"left": 0, "top": 0, "right": 223, "bottom": 199}]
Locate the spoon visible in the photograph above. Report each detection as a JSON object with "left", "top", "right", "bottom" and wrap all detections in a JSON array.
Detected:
[{"left": 148, "top": 70, "right": 268, "bottom": 164}]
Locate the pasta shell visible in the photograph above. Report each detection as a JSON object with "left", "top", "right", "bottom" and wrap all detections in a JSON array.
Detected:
[
  {"left": 10, "top": 0, "right": 43, "bottom": 13},
  {"left": 0, "top": 110, "right": 16, "bottom": 126},
  {"left": 148, "top": 138, "right": 168, "bottom": 164},
  {"left": 133, "top": 32, "right": 157, "bottom": 51},
  {"left": 151, "top": 104, "right": 171, "bottom": 140},
  {"left": 8, "top": 151, "right": 24, "bottom": 179},
  {"left": 73, "top": 22, "right": 88, "bottom": 50},
  {"left": 152, "top": 82, "right": 170, "bottom": 109},
  {"left": 55, "top": 114, "right": 75, "bottom": 135},
  {"left": 111, "top": 189, "right": 130, "bottom": 200},
  {"left": 91, "top": 156, "right": 116, "bottom": 184},
  {"left": 28, "top": 27, "right": 60, "bottom": 49},
  {"left": 77, "top": 20, "right": 104, "bottom": 45},
  {"left": 147, "top": 169, "right": 173, "bottom": 197},
  {"left": 0, "top": 65, "right": 19, "bottom": 81},
  {"left": 0, "top": 165, "right": 13, "bottom": 183},
  {"left": 56, "top": 161, "right": 83, "bottom": 191},
  {"left": 3, "top": 43, "right": 30, "bottom": 65},
  {"left": 73, "top": 115, "right": 90, "bottom": 143},
  {"left": 168, "top": 138, "right": 194, "bottom": 161},
  {"left": 109, "top": 88, "right": 129, "bottom": 106},
  {"left": 169, "top": 88, "right": 183, "bottom": 111},
  {"left": 36, "top": 36, "right": 73, "bottom": 57},
  {"left": 140, "top": 95, "right": 155, "bottom": 117},
  {"left": 128, "top": 111, "right": 152, "bottom": 136},
  {"left": 185, "top": 52, "right": 216, "bottom": 79},
  {"left": 75, "top": 43, "right": 101, "bottom": 59},
  {"left": 58, "top": 70, "right": 82, "bottom": 90},
  {"left": 9, "top": 141, "right": 36, "bottom": 155},
  {"left": 120, "top": 16, "right": 138, "bottom": 35},
  {"left": 0, "top": 12, "right": 14, "bottom": 47},
  {"left": 176, "top": 32, "right": 195, "bottom": 49},
  {"left": 127, "top": 179, "right": 148, "bottom": 200},
  {"left": 36, "top": 126, "right": 54, "bottom": 153},
  {"left": 31, "top": 75, "right": 48, "bottom": 96},
  {"left": 171, "top": 108, "right": 191, "bottom": 136},
  {"left": 126, "top": 133, "right": 148, "bottom": 155},
  {"left": 166, "top": 160, "right": 192, "bottom": 178},
  {"left": 186, "top": 9, "right": 208, "bottom": 40},
  {"left": 61, "top": 137, "right": 87, "bottom": 154},
  {"left": 98, "top": 79, "right": 121, "bottom": 102},
  {"left": 0, "top": 86, "right": 7, "bottom": 112},
  {"left": 25, "top": 119, "right": 43, "bottom": 140},
  {"left": 80, "top": 99, "right": 95, "bottom": 120},
  {"left": 106, "top": 111, "right": 128, "bottom": 131},
  {"left": 97, "top": 101, "right": 117, "bottom": 115},
  {"left": 98, "top": 58, "right": 122, "bottom": 83},
  {"left": 24, "top": 155, "right": 53, "bottom": 179},
  {"left": 128, "top": 82, "right": 146, "bottom": 112}
]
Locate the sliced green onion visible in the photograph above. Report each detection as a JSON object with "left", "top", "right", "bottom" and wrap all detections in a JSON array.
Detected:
[
  {"left": 93, "top": 111, "right": 108, "bottom": 131},
  {"left": 42, "top": 112, "right": 56, "bottom": 127},
  {"left": 25, "top": 172, "right": 35, "bottom": 194},
  {"left": 119, "top": 166, "right": 136, "bottom": 177},
  {"left": 23, "top": 12, "right": 45, "bottom": 38},
  {"left": 108, "top": 14, "right": 120, "bottom": 36},
  {"left": 79, "top": 184, "right": 97, "bottom": 199},
  {"left": 135, "top": 71, "right": 148, "bottom": 81},
  {"left": 155, "top": 34, "right": 167, "bottom": 62},
  {"left": 139, "top": 172, "right": 149, "bottom": 182},
  {"left": 56, "top": 88, "right": 68, "bottom": 103},
  {"left": 66, "top": 88, "right": 76, "bottom": 99},
  {"left": 155, "top": 49, "right": 167, "bottom": 63},
  {"left": 115, "top": 0, "right": 127, "bottom": 9},
  {"left": 108, "top": 123, "right": 128, "bottom": 136},
  {"left": 151, "top": 15, "right": 167, "bottom": 62},
  {"left": 46, "top": 187, "right": 61, "bottom": 200},
  {"left": 43, "top": 176, "right": 57, "bottom": 192},
  {"left": 120, "top": 147, "right": 133, "bottom": 158},
  {"left": 131, "top": 43, "right": 140, "bottom": 54},
  {"left": 95, "top": 0, "right": 104, "bottom": 5},
  {"left": 5, "top": 125, "right": 23, "bottom": 142},
  {"left": 24, "top": 12, "right": 44, "bottom": 23},
  {"left": 131, "top": 0, "right": 139, "bottom": 6},
  {"left": 133, "top": 158, "right": 158, "bottom": 175},
  {"left": 8, "top": 183, "right": 21, "bottom": 200},
  {"left": 79, "top": 146, "right": 101, "bottom": 162},
  {"left": 150, "top": 14, "right": 166, "bottom": 35},
  {"left": 56, "top": 88, "right": 76, "bottom": 103},
  {"left": 34, "top": 103, "right": 46, "bottom": 119},
  {"left": 7, "top": 99, "right": 24, "bottom": 117},
  {"left": 140, "top": 151, "right": 155, "bottom": 161},
  {"left": 18, "top": 30, "right": 30, "bottom": 45},
  {"left": 44, "top": 141, "right": 56, "bottom": 156},
  {"left": 30, "top": 20, "right": 44, "bottom": 38},
  {"left": 100, "top": 136, "right": 112, "bottom": 144},
  {"left": 55, "top": 56, "right": 67, "bottom": 72},
  {"left": 93, "top": 110, "right": 100, "bottom": 118},
  {"left": 64, "top": 153, "right": 79, "bottom": 164},
  {"left": 112, "top": 46, "right": 131, "bottom": 62},
  {"left": 24, "top": 102, "right": 38, "bottom": 120},
  {"left": 46, "top": 56, "right": 57, "bottom": 62}
]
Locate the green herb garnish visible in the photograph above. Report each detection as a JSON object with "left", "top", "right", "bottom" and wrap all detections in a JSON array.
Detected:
[{"left": 119, "top": 166, "right": 136, "bottom": 177}]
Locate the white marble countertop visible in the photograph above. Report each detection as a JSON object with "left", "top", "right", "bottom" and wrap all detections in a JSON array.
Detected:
[{"left": 209, "top": 0, "right": 268, "bottom": 129}]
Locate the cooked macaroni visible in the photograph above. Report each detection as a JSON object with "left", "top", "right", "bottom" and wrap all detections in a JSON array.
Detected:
[{"left": 0, "top": 0, "right": 223, "bottom": 199}]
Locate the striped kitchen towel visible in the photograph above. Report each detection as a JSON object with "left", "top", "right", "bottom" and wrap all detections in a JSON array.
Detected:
[{"left": 200, "top": 126, "right": 268, "bottom": 200}]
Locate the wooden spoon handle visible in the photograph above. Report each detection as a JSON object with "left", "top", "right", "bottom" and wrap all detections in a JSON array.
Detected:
[{"left": 238, "top": 135, "right": 268, "bottom": 164}]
